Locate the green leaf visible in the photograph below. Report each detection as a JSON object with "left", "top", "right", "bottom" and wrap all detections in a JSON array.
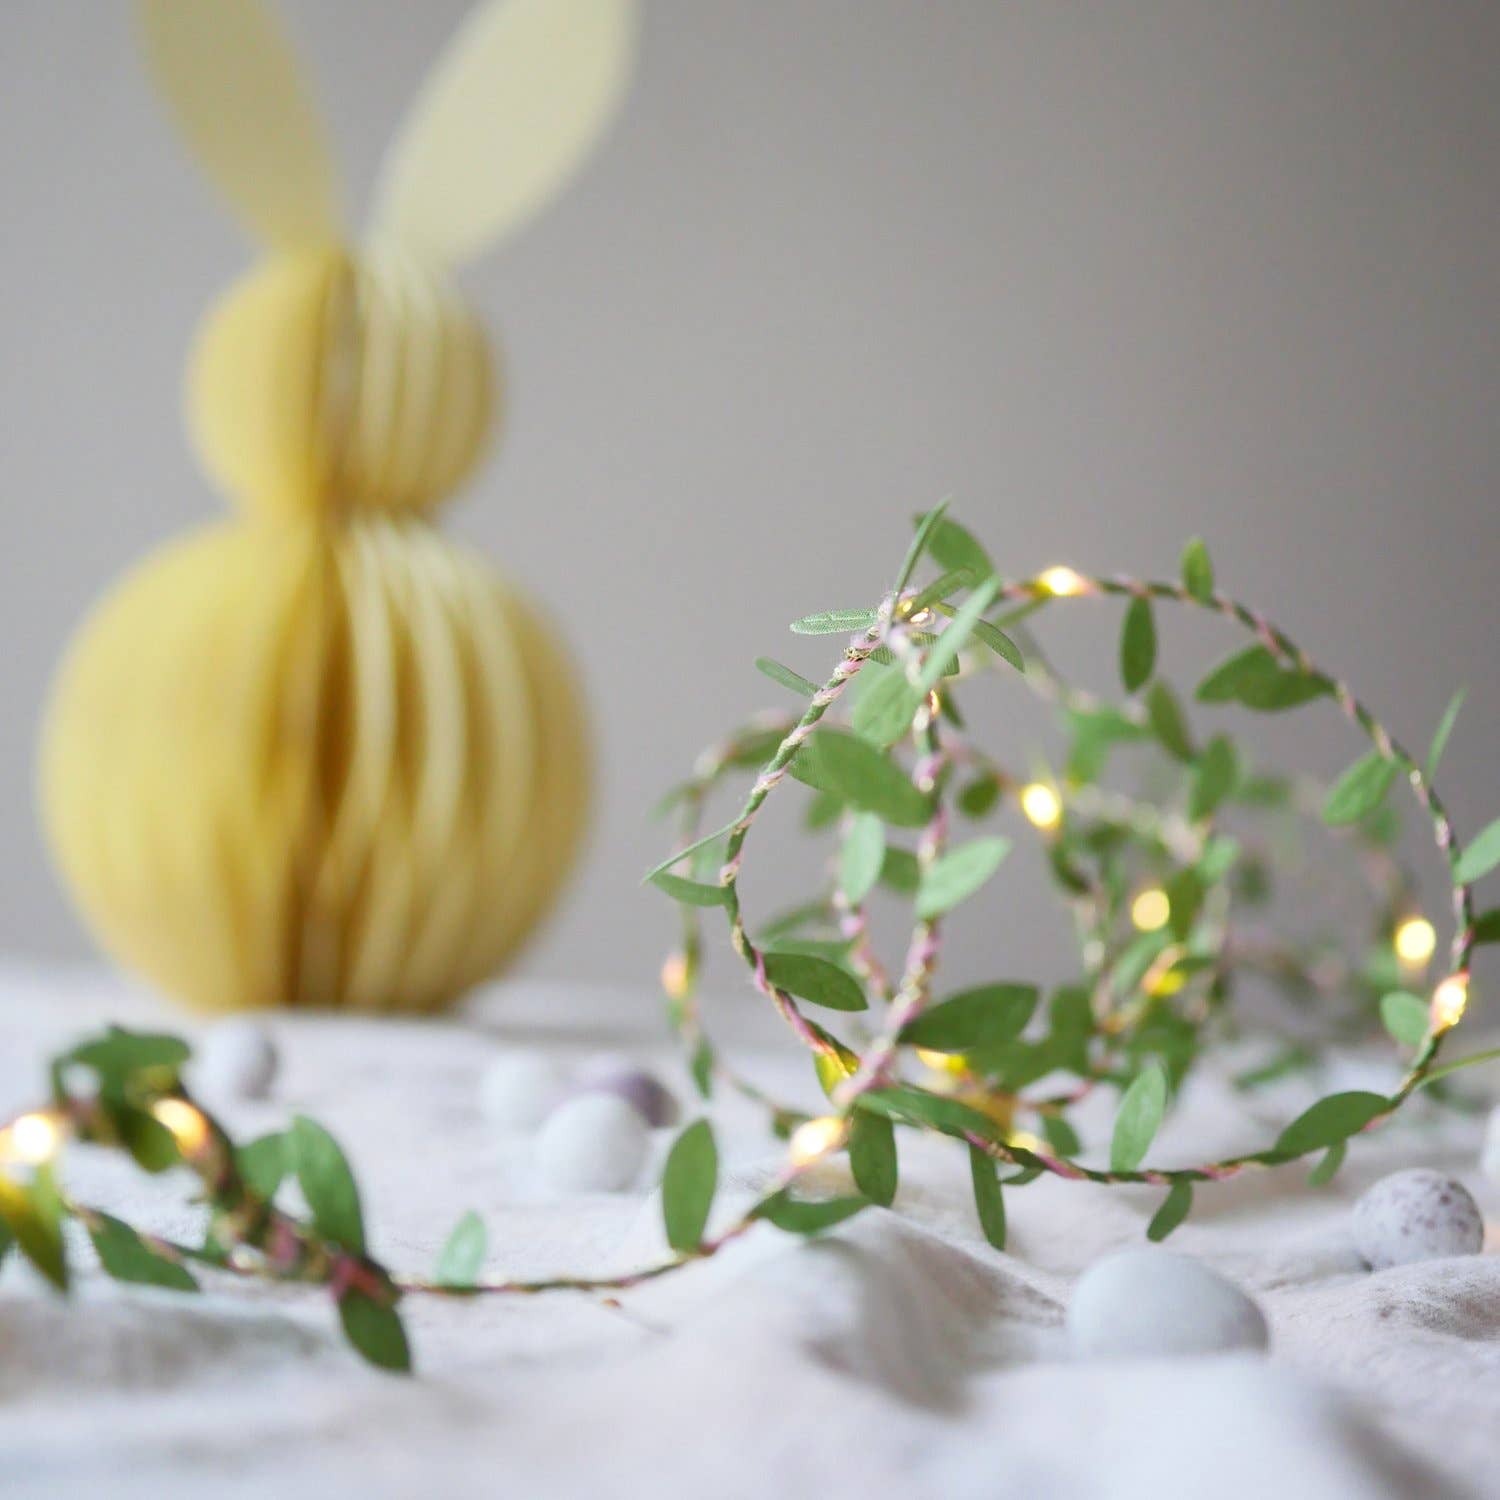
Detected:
[
  {"left": 1323, "top": 751, "right": 1399, "bottom": 827},
  {"left": 641, "top": 821, "right": 739, "bottom": 886},
  {"left": 1234, "top": 1045, "right": 1315, "bottom": 1090},
  {"left": 790, "top": 608, "right": 879, "bottom": 636},
  {"left": 1380, "top": 991, "right": 1430, "bottom": 1048},
  {"left": 762, "top": 952, "right": 868, "bottom": 1011},
  {"left": 1273, "top": 1091, "right": 1389, "bottom": 1157},
  {"left": 722, "top": 727, "right": 791, "bottom": 770},
  {"left": 235, "top": 1132, "right": 288, "bottom": 1199},
  {"left": 1417, "top": 1045, "right": 1500, "bottom": 1088},
  {"left": 763, "top": 936, "right": 855, "bottom": 964},
  {"left": 917, "top": 509, "right": 993, "bottom": 578},
  {"left": 894, "top": 499, "right": 952, "bottom": 597},
  {"left": 1047, "top": 986, "right": 1094, "bottom": 1075},
  {"left": 1146, "top": 1180, "right": 1193, "bottom": 1242},
  {"left": 647, "top": 781, "right": 696, "bottom": 822},
  {"left": 338, "top": 1291, "right": 411, "bottom": 1373},
  {"left": 0, "top": 1174, "right": 68, "bottom": 1292},
  {"left": 1040, "top": 1113, "right": 1081, "bottom": 1157},
  {"left": 290, "top": 1116, "right": 365, "bottom": 1254},
  {"left": 851, "top": 667, "right": 923, "bottom": 748},
  {"left": 756, "top": 900, "right": 832, "bottom": 942},
  {"left": 957, "top": 775, "right": 1001, "bottom": 818},
  {"left": 755, "top": 1191, "right": 868, "bottom": 1235},
  {"left": 804, "top": 789, "right": 843, "bottom": 831},
  {"left": 969, "top": 616, "right": 1025, "bottom": 671},
  {"left": 1307, "top": 1140, "right": 1346, "bottom": 1187},
  {"left": 1425, "top": 685, "right": 1465, "bottom": 778},
  {"left": 1145, "top": 680, "right": 1194, "bottom": 761},
  {"left": 1453, "top": 817, "right": 1500, "bottom": 885},
  {"left": 879, "top": 846, "right": 920, "bottom": 893},
  {"left": 1163, "top": 867, "right": 1205, "bottom": 941},
  {"left": 811, "top": 1024, "right": 861, "bottom": 1098},
  {"left": 858, "top": 1087, "right": 1003, "bottom": 1143},
  {"left": 1472, "top": 909, "right": 1500, "bottom": 945},
  {"left": 1181, "top": 538, "right": 1215, "bottom": 602},
  {"left": 932, "top": 603, "right": 1023, "bottom": 670},
  {"left": 1197, "top": 833, "right": 1241, "bottom": 883},
  {"left": 689, "top": 1038, "right": 714, "bottom": 1099},
  {"left": 899, "top": 983, "right": 1038, "bottom": 1051},
  {"left": 434, "top": 1211, "right": 487, "bottom": 1286},
  {"left": 113, "top": 1104, "right": 181, "bottom": 1174},
  {"left": 1120, "top": 596, "right": 1157, "bottom": 693},
  {"left": 916, "top": 577, "right": 1002, "bottom": 691},
  {"left": 905, "top": 567, "right": 978, "bottom": 616},
  {"left": 840, "top": 813, "right": 886, "bottom": 905},
  {"left": 968, "top": 1146, "right": 1006, "bottom": 1251},
  {"left": 661, "top": 1120, "right": 718, "bottom": 1252},
  {"left": 848, "top": 1111, "right": 898, "bottom": 1207},
  {"left": 1110, "top": 1062, "right": 1168, "bottom": 1172},
  {"left": 1196, "top": 644, "right": 1265, "bottom": 702},
  {"left": 788, "top": 729, "right": 930, "bottom": 828},
  {"left": 68, "top": 1028, "right": 190, "bottom": 1084},
  {"left": 1196, "top": 645, "right": 1328, "bottom": 712},
  {"left": 1189, "top": 735, "right": 1239, "bottom": 821},
  {"left": 88, "top": 1211, "right": 197, "bottom": 1292},
  {"left": 915, "top": 836, "right": 1012, "bottom": 920},
  {"left": 754, "top": 656, "right": 817, "bottom": 698},
  {"left": 648, "top": 870, "right": 728, "bottom": 908}
]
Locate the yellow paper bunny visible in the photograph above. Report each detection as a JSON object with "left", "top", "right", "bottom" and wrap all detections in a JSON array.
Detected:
[{"left": 39, "top": 0, "right": 636, "bottom": 1012}]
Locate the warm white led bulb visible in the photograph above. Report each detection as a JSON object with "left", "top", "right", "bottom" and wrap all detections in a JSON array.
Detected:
[
  {"left": 1393, "top": 917, "right": 1437, "bottom": 969},
  {"left": 1131, "top": 888, "right": 1171, "bottom": 933},
  {"left": 152, "top": 1098, "right": 210, "bottom": 1156},
  {"left": 660, "top": 952, "right": 692, "bottom": 1003},
  {"left": 1038, "top": 566, "right": 1084, "bottom": 597},
  {"left": 1020, "top": 782, "right": 1062, "bottom": 830},
  {"left": 3, "top": 1111, "right": 62, "bottom": 1167},
  {"left": 1431, "top": 974, "right": 1468, "bottom": 1030},
  {"left": 788, "top": 1115, "right": 847, "bottom": 1166}
]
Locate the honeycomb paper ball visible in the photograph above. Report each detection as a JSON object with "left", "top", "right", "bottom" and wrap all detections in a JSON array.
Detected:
[
  {"left": 189, "top": 244, "right": 496, "bottom": 521},
  {"left": 42, "top": 505, "right": 589, "bottom": 1013}
]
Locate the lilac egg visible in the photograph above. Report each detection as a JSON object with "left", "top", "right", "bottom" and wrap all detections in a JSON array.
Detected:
[{"left": 573, "top": 1065, "right": 679, "bottom": 1128}]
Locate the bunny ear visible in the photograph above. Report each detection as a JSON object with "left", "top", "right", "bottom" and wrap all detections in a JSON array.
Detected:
[
  {"left": 373, "top": 0, "right": 638, "bottom": 266},
  {"left": 136, "top": 0, "right": 341, "bottom": 251}
]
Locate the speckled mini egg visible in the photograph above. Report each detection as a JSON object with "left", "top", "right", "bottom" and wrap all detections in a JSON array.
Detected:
[
  {"left": 1351, "top": 1169, "right": 1484, "bottom": 1269},
  {"left": 477, "top": 1052, "right": 566, "bottom": 1132},
  {"left": 536, "top": 1094, "right": 650, "bottom": 1193},
  {"left": 1067, "top": 1247, "right": 1270, "bottom": 1358},
  {"left": 192, "top": 1018, "right": 279, "bottom": 1101},
  {"left": 572, "top": 1064, "right": 679, "bottom": 1128}
]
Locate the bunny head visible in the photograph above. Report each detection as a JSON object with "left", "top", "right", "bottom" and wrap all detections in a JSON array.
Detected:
[{"left": 140, "top": 0, "right": 637, "bottom": 521}]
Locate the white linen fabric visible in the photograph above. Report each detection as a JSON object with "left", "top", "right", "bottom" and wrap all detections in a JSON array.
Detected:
[{"left": 0, "top": 961, "right": 1495, "bottom": 1500}]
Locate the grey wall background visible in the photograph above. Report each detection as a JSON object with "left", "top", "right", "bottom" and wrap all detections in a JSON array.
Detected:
[{"left": 1, "top": 1, "right": 1496, "bottom": 1002}]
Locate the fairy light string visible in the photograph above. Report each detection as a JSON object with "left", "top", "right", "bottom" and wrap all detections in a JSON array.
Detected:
[
  {"left": 0, "top": 514, "right": 1492, "bottom": 1371},
  {"left": 664, "top": 531, "right": 1483, "bottom": 1192}
]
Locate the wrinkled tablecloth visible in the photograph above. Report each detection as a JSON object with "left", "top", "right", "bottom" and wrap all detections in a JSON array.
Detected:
[{"left": 0, "top": 960, "right": 1496, "bottom": 1500}]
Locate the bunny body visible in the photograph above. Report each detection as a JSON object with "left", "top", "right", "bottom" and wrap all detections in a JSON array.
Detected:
[{"left": 39, "top": 0, "right": 634, "bottom": 1012}]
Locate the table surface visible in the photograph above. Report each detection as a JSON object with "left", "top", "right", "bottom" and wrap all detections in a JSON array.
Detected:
[{"left": 0, "top": 961, "right": 1496, "bottom": 1500}]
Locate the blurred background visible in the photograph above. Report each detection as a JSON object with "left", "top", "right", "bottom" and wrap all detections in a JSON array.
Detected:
[{"left": 2, "top": 1, "right": 1496, "bottom": 1001}]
